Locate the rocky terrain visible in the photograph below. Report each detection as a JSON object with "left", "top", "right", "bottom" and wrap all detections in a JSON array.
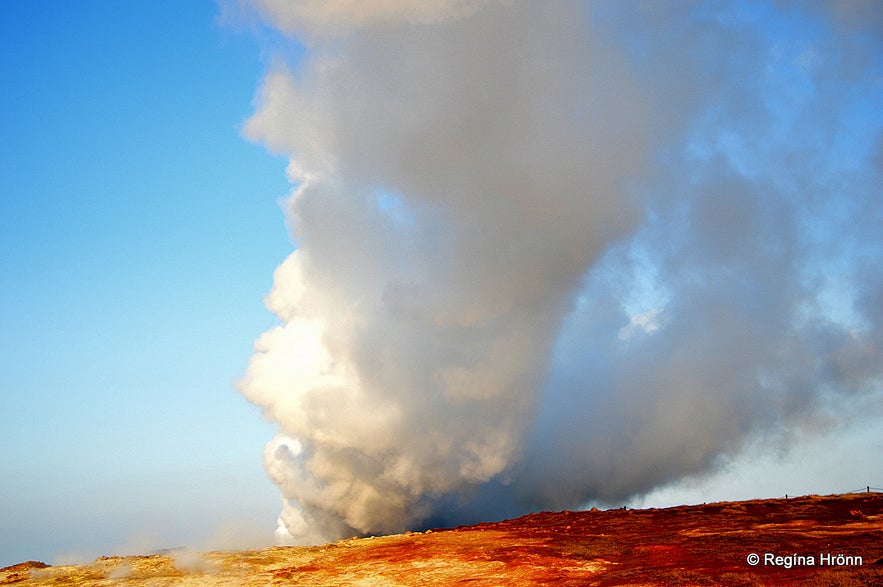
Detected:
[{"left": 3, "top": 493, "right": 881, "bottom": 586}]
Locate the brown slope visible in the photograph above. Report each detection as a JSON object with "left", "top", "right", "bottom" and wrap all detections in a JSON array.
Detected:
[{"left": 3, "top": 493, "right": 882, "bottom": 586}]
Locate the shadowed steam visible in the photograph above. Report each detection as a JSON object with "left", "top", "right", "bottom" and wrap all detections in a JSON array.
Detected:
[{"left": 235, "top": 0, "right": 883, "bottom": 544}]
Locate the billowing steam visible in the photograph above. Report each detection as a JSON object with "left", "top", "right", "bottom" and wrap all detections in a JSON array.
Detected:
[{"left": 235, "top": 1, "right": 883, "bottom": 544}]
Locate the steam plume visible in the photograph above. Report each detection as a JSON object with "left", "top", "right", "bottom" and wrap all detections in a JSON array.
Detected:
[{"left": 236, "top": 0, "right": 883, "bottom": 544}]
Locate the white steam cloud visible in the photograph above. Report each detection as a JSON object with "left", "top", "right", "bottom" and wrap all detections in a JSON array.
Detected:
[
  {"left": 235, "top": 0, "right": 883, "bottom": 544},
  {"left": 251, "top": 0, "right": 509, "bottom": 33}
]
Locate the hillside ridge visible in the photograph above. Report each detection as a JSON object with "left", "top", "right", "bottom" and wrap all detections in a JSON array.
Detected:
[{"left": 4, "top": 493, "right": 882, "bottom": 586}]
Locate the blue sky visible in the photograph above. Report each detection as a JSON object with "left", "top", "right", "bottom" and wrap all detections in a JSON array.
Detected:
[{"left": 0, "top": 1, "right": 292, "bottom": 566}]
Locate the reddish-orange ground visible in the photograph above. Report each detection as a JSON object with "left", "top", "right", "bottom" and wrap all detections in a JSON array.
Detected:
[{"left": 3, "top": 493, "right": 882, "bottom": 586}]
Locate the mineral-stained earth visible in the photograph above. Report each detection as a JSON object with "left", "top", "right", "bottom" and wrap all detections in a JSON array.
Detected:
[{"left": 3, "top": 493, "right": 881, "bottom": 586}]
